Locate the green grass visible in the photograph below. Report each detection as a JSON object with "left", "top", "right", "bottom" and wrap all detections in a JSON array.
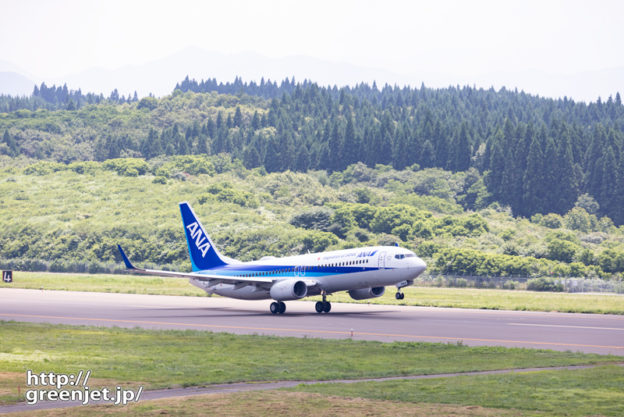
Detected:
[
  {"left": 1, "top": 271, "right": 206, "bottom": 296},
  {"left": 6, "top": 390, "right": 527, "bottom": 417},
  {"left": 1, "top": 321, "right": 621, "bottom": 405},
  {"left": 4, "top": 272, "right": 624, "bottom": 314},
  {"left": 290, "top": 365, "right": 624, "bottom": 417}
]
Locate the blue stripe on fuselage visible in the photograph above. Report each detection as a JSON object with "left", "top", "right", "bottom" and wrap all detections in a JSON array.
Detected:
[{"left": 194, "top": 265, "right": 390, "bottom": 278}]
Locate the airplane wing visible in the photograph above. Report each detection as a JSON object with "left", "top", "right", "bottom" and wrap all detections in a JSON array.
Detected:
[{"left": 117, "top": 245, "right": 273, "bottom": 284}]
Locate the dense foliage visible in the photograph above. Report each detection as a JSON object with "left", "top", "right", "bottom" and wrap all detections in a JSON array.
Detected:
[
  {"left": 1, "top": 78, "right": 623, "bottom": 223},
  {"left": 0, "top": 157, "right": 623, "bottom": 282}
]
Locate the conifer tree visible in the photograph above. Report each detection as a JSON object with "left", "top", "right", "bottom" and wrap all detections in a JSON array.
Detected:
[
  {"left": 614, "top": 151, "right": 624, "bottom": 224},
  {"left": 598, "top": 147, "right": 618, "bottom": 220},
  {"left": 328, "top": 120, "right": 344, "bottom": 171},
  {"left": 522, "top": 132, "right": 547, "bottom": 216},
  {"left": 233, "top": 106, "right": 243, "bottom": 128},
  {"left": 453, "top": 123, "right": 472, "bottom": 171},
  {"left": 392, "top": 128, "right": 410, "bottom": 170},
  {"left": 343, "top": 115, "right": 358, "bottom": 166},
  {"left": 243, "top": 145, "right": 261, "bottom": 168},
  {"left": 421, "top": 140, "right": 435, "bottom": 168},
  {"left": 295, "top": 146, "right": 310, "bottom": 172},
  {"left": 552, "top": 129, "right": 578, "bottom": 213}
]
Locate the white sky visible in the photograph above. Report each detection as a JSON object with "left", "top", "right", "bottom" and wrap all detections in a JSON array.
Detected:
[{"left": 1, "top": 0, "right": 623, "bottom": 96}]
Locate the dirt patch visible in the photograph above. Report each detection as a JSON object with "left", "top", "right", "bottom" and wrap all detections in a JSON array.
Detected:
[{"left": 4, "top": 391, "right": 526, "bottom": 417}]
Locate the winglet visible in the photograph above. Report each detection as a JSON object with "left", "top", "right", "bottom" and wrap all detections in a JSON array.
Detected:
[{"left": 117, "top": 245, "right": 136, "bottom": 270}]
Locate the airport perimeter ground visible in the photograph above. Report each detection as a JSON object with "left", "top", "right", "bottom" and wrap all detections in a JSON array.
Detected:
[{"left": 1, "top": 273, "right": 623, "bottom": 416}]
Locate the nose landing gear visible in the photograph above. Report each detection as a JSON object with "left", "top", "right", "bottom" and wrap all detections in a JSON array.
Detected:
[{"left": 395, "top": 280, "right": 411, "bottom": 300}]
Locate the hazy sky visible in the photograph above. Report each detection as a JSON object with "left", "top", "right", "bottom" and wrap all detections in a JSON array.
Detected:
[{"left": 1, "top": 0, "right": 623, "bottom": 97}]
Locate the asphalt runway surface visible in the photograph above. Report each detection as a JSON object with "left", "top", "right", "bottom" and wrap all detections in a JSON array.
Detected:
[{"left": 1, "top": 288, "right": 623, "bottom": 355}]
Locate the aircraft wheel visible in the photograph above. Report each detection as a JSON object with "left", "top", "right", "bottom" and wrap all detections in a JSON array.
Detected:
[
  {"left": 278, "top": 301, "right": 286, "bottom": 314},
  {"left": 315, "top": 301, "right": 324, "bottom": 313},
  {"left": 270, "top": 302, "right": 280, "bottom": 314},
  {"left": 323, "top": 301, "right": 331, "bottom": 313},
  {"left": 395, "top": 292, "right": 404, "bottom": 300}
]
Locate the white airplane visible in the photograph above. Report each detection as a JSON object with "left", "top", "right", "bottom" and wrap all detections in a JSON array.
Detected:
[{"left": 118, "top": 202, "right": 427, "bottom": 314}]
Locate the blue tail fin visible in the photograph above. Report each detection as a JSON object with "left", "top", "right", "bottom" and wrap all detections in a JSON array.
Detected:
[{"left": 179, "top": 202, "right": 227, "bottom": 271}]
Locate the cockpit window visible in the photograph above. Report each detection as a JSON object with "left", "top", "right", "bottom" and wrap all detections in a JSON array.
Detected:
[{"left": 395, "top": 253, "right": 416, "bottom": 259}]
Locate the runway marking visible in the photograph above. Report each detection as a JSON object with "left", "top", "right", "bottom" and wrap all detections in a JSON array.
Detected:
[
  {"left": 509, "top": 322, "right": 624, "bottom": 331},
  {"left": 2, "top": 313, "right": 623, "bottom": 351}
]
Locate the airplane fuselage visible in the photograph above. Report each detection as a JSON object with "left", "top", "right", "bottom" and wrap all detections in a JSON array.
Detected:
[{"left": 189, "top": 245, "right": 426, "bottom": 300}]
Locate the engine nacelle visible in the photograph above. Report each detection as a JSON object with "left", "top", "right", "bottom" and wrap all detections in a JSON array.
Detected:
[
  {"left": 269, "top": 279, "right": 308, "bottom": 301},
  {"left": 348, "top": 286, "right": 385, "bottom": 300}
]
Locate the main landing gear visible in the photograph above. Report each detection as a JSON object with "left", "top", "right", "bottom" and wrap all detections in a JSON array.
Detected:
[
  {"left": 395, "top": 292, "right": 405, "bottom": 300},
  {"left": 270, "top": 301, "right": 286, "bottom": 314},
  {"left": 315, "top": 291, "right": 331, "bottom": 313}
]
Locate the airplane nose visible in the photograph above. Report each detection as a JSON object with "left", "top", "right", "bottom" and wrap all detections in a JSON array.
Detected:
[{"left": 413, "top": 257, "right": 427, "bottom": 275}]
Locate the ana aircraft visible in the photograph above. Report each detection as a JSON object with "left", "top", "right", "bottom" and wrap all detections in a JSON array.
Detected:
[{"left": 118, "top": 202, "right": 427, "bottom": 314}]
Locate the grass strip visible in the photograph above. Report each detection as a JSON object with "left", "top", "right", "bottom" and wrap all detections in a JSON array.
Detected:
[
  {"left": 0, "top": 272, "right": 206, "bottom": 297},
  {"left": 290, "top": 365, "right": 624, "bottom": 417},
  {"left": 0, "top": 321, "right": 621, "bottom": 405},
  {"left": 3, "top": 391, "right": 528, "bottom": 417}
]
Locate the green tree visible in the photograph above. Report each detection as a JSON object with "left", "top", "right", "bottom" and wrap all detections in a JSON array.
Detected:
[
  {"left": 546, "top": 239, "right": 578, "bottom": 263},
  {"left": 140, "top": 128, "right": 161, "bottom": 159},
  {"left": 2, "top": 129, "right": 18, "bottom": 156},
  {"left": 328, "top": 120, "right": 344, "bottom": 172},
  {"left": 522, "top": 130, "right": 547, "bottom": 216},
  {"left": 233, "top": 106, "right": 243, "bottom": 128},
  {"left": 598, "top": 147, "right": 618, "bottom": 221},
  {"left": 343, "top": 115, "right": 358, "bottom": 166},
  {"left": 552, "top": 130, "right": 578, "bottom": 213},
  {"left": 452, "top": 122, "right": 472, "bottom": 171},
  {"left": 243, "top": 145, "right": 261, "bottom": 168}
]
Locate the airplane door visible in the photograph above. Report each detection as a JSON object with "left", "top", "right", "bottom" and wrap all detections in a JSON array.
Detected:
[{"left": 378, "top": 251, "right": 386, "bottom": 269}]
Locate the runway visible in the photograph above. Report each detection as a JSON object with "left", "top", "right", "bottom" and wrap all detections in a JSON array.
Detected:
[{"left": 1, "top": 288, "right": 623, "bottom": 355}]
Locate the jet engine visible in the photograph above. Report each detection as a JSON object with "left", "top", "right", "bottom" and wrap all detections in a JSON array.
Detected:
[
  {"left": 269, "top": 279, "right": 308, "bottom": 301},
  {"left": 348, "top": 286, "right": 385, "bottom": 300}
]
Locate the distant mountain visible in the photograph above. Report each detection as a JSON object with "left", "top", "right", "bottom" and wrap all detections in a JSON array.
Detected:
[
  {"left": 0, "top": 71, "right": 35, "bottom": 96},
  {"left": 50, "top": 47, "right": 408, "bottom": 98},
  {"left": 0, "top": 48, "right": 621, "bottom": 102}
]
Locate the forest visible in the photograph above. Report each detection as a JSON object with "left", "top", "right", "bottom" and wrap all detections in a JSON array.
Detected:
[
  {"left": 0, "top": 78, "right": 623, "bottom": 284},
  {"left": 1, "top": 77, "right": 623, "bottom": 224}
]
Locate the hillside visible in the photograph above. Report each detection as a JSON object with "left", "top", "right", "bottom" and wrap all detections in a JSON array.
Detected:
[
  {"left": 1, "top": 80, "right": 623, "bottom": 224},
  {"left": 0, "top": 81, "right": 623, "bottom": 284},
  {"left": 0, "top": 157, "right": 622, "bottom": 283}
]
